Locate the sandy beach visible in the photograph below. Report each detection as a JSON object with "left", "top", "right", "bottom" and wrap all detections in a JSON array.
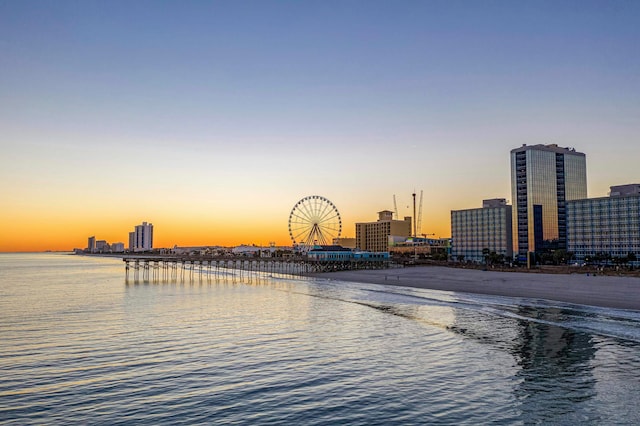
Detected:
[{"left": 311, "top": 266, "right": 640, "bottom": 311}]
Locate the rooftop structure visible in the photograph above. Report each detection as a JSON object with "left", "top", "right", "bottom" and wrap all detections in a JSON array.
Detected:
[
  {"left": 482, "top": 198, "right": 507, "bottom": 208},
  {"left": 610, "top": 184, "right": 640, "bottom": 197}
]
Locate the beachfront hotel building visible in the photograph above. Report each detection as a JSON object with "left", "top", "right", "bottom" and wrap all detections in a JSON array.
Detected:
[
  {"left": 355, "top": 210, "right": 412, "bottom": 252},
  {"left": 129, "top": 221, "right": 154, "bottom": 252},
  {"left": 451, "top": 199, "right": 513, "bottom": 263},
  {"left": 511, "top": 144, "right": 587, "bottom": 260},
  {"left": 567, "top": 184, "right": 640, "bottom": 265}
]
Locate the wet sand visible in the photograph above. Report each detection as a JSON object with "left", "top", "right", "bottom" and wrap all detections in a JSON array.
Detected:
[{"left": 311, "top": 266, "right": 640, "bottom": 310}]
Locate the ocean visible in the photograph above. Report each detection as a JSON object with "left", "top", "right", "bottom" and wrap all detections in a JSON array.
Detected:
[{"left": 1, "top": 253, "right": 640, "bottom": 424}]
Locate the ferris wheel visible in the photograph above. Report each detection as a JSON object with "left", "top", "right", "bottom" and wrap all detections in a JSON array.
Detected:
[{"left": 288, "top": 195, "right": 342, "bottom": 246}]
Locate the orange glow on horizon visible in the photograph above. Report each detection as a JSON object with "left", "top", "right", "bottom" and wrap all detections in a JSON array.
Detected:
[{"left": 0, "top": 208, "right": 453, "bottom": 252}]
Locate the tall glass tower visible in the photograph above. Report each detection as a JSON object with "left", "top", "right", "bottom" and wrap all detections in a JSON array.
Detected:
[{"left": 510, "top": 144, "right": 587, "bottom": 259}]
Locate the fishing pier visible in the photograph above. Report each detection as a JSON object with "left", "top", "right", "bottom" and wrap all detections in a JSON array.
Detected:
[{"left": 123, "top": 254, "right": 393, "bottom": 282}]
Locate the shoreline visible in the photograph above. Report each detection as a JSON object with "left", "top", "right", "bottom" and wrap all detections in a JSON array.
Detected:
[{"left": 310, "top": 266, "right": 640, "bottom": 311}]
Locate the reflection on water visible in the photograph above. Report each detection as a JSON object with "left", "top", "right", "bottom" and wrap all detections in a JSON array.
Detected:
[
  {"left": 1, "top": 254, "right": 640, "bottom": 424},
  {"left": 514, "top": 315, "right": 597, "bottom": 421}
]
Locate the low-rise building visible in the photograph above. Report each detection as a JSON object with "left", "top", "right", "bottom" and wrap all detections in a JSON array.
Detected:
[
  {"left": 307, "top": 245, "right": 353, "bottom": 261},
  {"left": 332, "top": 237, "right": 357, "bottom": 249},
  {"left": 95, "top": 240, "right": 110, "bottom": 252},
  {"left": 172, "top": 246, "right": 228, "bottom": 256},
  {"left": 111, "top": 242, "right": 125, "bottom": 253},
  {"left": 388, "top": 236, "right": 451, "bottom": 257},
  {"left": 230, "top": 245, "right": 282, "bottom": 257},
  {"left": 451, "top": 199, "right": 513, "bottom": 263},
  {"left": 307, "top": 246, "right": 389, "bottom": 262},
  {"left": 567, "top": 184, "right": 640, "bottom": 265}
]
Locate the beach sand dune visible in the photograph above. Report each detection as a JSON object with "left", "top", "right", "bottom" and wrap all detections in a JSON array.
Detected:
[{"left": 311, "top": 266, "right": 640, "bottom": 311}]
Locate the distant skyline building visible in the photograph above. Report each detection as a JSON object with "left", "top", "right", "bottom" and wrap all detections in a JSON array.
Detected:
[
  {"left": 510, "top": 144, "right": 587, "bottom": 259},
  {"left": 87, "top": 236, "right": 96, "bottom": 253},
  {"left": 567, "top": 184, "right": 640, "bottom": 265},
  {"left": 451, "top": 199, "right": 513, "bottom": 263},
  {"left": 111, "top": 242, "right": 125, "bottom": 253},
  {"left": 356, "top": 210, "right": 411, "bottom": 252},
  {"left": 95, "top": 240, "right": 110, "bottom": 252},
  {"left": 129, "top": 221, "right": 154, "bottom": 252}
]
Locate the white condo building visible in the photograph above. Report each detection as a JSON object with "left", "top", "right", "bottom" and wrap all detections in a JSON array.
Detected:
[{"left": 129, "top": 222, "right": 154, "bottom": 252}]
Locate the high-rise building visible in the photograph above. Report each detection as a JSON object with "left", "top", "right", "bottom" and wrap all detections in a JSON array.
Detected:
[
  {"left": 567, "top": 184, "right": 640, "bottom": 266},
  {"left": 510, "top": 144, "right": 587, "bottom": 259},
  {"left": 129, "top": 222, "right": 154, "bottom": 252},
  {"left": 355, "top": 211, "right": 411, "bottom": 252},
  {"left": 451, "top": 199, "right": 513, "bottom": 263},
  {"left": 87, "top": 236, "right": 96, "bottom": 253}
]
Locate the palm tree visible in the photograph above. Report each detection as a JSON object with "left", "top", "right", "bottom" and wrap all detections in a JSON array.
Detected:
[{"left": 553, "top": 249, "right": 568, "bottom": 265}]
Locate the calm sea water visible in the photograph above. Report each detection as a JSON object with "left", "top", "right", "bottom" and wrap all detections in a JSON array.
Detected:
[{"left": 1, "top": 253, "right": 640, "bottom": 425}]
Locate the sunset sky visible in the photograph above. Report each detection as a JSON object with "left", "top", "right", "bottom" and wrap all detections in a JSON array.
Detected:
[{"left": 1, "top": 1, "right": 639, "bottom": 251}]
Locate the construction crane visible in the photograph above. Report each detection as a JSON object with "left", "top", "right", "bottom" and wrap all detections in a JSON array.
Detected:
[
  {"left": 411, "top": 190, "right": 425, "bottom": 260},
  {"left": 417, "top": 190, "right": 424, "bottom": 236},
  {"left": 393, "top": 194, "right": 398, "bottom": 220},
  {"left": 412, "top": 192, "right": 417, "bottom": 238},
  {"left": 411, "top": 190, "right": 425, "bottom": 237}
]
